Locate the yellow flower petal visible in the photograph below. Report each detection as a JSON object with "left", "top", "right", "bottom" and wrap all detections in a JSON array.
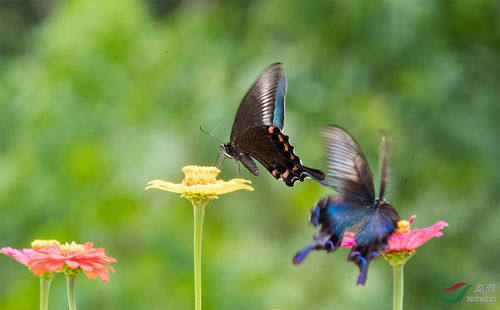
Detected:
[
  {"left": 31, "top": 239, "right": 61, "bottom": 250},
  {"left": 145, "top": 166, "right": 254, "bottom": 206},
  {"left": 146, "top": 180, "right": 185, "bottom": 194}
]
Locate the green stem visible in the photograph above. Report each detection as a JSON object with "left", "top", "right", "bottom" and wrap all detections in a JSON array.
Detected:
[
  {"left": 392, "top": 264, "right": 404, "bottom": 310},
  {"left": 66, "top": 275, "right": 77, "bottom": 310},
  {"left": 193, "top": 204, "right": 206, "bottom": 310},
  {"left": 39, "top": 277, "right": 52, "bottom": 310}
]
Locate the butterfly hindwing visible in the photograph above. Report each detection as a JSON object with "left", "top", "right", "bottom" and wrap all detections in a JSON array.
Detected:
[
  {"left": 348, "top": 203, "right": 399, "bottom": 285},
  {"left": 235, "top": 125, "right": 325, "bottom": 186},
  {"left": 293, "top": 195, "right": 370, "bottom": 264},
  {"left": 294, "top": 195, "right": 399, "bottom": 285},
  {"left": 323, "top": 125, "right": 376, "bottom": 204},
  {"left": 230, "top": 63, "right": 287, "bottom": 142}
]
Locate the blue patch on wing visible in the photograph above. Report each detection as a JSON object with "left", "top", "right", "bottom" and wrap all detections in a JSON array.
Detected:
[
  {"left": 272, "top": 75, "right": 286, "bottom": 128},
  {"left": 324, "top": 202, "right": 369, "bottom": 238},
  {"left": 354, "top": 208, "right": 396, "bottom": 246}
]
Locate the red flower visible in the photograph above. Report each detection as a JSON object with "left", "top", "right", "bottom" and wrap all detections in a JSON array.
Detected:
[{"left": 29, "top": 242, "right": 117, "bottom": 282}]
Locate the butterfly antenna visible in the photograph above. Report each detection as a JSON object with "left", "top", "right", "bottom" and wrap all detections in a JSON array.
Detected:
[
  {"left": 378, "top": 130, "right": 391, "bottom": 199},
  {"left": 385, "top": 178, "right": 408, "bottom": 196},
  {"left": 199, "top": 126, "right": 225, "bottom": 144}
]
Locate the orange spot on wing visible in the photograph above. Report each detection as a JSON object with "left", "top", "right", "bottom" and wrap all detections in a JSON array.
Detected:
[
  {"left": 272, "top": 170, "right": 281, "bottom": 179},
  {"left": 268, "top": 126, "right": 275, "bottom": 134},
  {"left": 284, "top": 144, "right": 289, "bottom": 151},
  {"left": 278, "top": 135, "right": 284, "bottom": 142},
  {"left": 293, "top": 166, "right": 299, "bottom": 171},
  {"left": 290, "top": 154, "right": 295, "bottom": 160},
  {"left": 283, "top": 170, "right": 290, "bottom": 178}
]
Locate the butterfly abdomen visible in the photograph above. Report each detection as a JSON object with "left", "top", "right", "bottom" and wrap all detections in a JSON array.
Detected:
[{"left": 239, "top": 153, "right": 259, "bottom": 176}]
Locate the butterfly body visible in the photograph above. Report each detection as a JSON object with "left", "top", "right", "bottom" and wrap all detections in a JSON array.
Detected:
[
  {"left": 294, "top": 126, "right": 400, "bottom": 285},
  {"left": 220, "top": 141, "right": 259, "bottom": 176},
  {"left": 222, "top": 63, "right": 324, "bottom": 186}
]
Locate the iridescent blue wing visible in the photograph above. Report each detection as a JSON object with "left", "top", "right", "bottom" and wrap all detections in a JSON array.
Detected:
[
  {"left": 230, "top": 63, "right": 287, "bottom": 141},
  {"left": 293, "top": 195, "right": 367, "bottom": 264},
  {"left": 348, "top": 203, "right": 399, "bottom": 285},
  {"left": 323, "top": 126, "right": 375, "bottom": 204},
  {"left": 293, "top": 195, "right": 399, "bottom": 285}
]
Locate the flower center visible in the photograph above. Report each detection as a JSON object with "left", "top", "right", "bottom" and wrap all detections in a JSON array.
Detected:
[
  {"left": 59, "top": 241, "right": 85, "bottom": 255},
  {"left": 396, "top": 220, "right": 411, "bottom": 233},
  {"left": 31, "top": 239, "right": 61, "bottom": 250},
  {"left": 182, "top": 165, "right": 220, "bottom": 186}
]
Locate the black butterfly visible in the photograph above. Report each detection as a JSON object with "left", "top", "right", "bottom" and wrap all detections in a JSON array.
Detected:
[
  {"left": 293, "top": 125, "right": 400, "bottom": 285},
  {"left": 219, "top": 63, "right": 325, "bottom": 186}
]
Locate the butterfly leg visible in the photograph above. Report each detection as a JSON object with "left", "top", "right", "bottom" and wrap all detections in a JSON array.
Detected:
[
  {"left": 236, "top": 162, "right": 241, "bottom": 178},
  {"left": 348, "top": 250, "right": 370, "bottom": 285},
  {"left": 293, "top": 240, "right": 335, "bottom": 265},
  {"left": 214, "top": 152, "right": 223, "bottom": 168}
]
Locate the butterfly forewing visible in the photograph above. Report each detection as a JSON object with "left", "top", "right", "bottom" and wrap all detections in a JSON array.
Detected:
[
  {"left": 378, "top": 130, "right": 391, "bottom": 199},
  {"left": 323, "top": 126, "right": 376, "bottom": 204},
  {"left": 230, "top": 63, "right": 286, "bottom": 141}
]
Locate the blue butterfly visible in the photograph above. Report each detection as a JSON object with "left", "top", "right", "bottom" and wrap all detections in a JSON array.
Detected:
[{"left": 293, "top": 126, "right": 400, "bottom": 285}]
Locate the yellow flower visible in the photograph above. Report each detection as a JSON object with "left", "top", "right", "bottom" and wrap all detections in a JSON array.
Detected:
[
  {"left": 145, "top": 165, "right": 254, "bottom": 206},
  {"left": 31, "top": 239, "right": 61, "bottom": 250}
]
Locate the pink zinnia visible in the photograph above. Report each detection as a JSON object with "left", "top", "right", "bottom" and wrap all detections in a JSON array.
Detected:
[
  {"left": 385, "top": 215, "right": 448, "bottom": 253},
  {"left": 335, "top": 215, "right": 448, "bottom": 267},
  {"left": 29, "top": 242, "right": 117, "bottom": 282}
]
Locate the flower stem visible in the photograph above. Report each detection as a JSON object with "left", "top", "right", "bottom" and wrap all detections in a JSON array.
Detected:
[
  {"left": 392, "top": 264, "right": 404, "bottom": 310},
  {"left": 193, "top": 203, "right": 206, "bottom": 310},
  {"left": 39, "top": 277, "right": 52, "bottom": 310},
  {"left": 66, "top": 275, "right": 77, "bottom": 310}
]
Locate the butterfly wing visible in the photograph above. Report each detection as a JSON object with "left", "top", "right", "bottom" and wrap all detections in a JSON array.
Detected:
[
  {"left": 230, "top": 63, "right": 287, "bottom": 142},
  {"left": 323, "top": 125, "right": 376, "bottom": 204},
  {"left": 235, "top": 125, "right": 325, "bottom": 186},
  {"left": 293, "top": 195, "right": 399, "bottom": 285},
  {"left": 348, "top": 203, "right": 399, "bottom": 285},
  {"left": 378, "top": 130, "right": 391, "bottom": 199}
]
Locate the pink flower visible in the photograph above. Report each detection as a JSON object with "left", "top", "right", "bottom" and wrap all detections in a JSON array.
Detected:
[
  {"left": 0, "top": 247, "right": 36, "bottom": 266},
  {"left": 29, "top": 242, "right": 117, "bottom": 282},
  {"left": 1, "top": 240, "right": 61, "bottom": 271},
  {"left": 385, "top": 215, "right": 448, "bottom": 252},
  {"left": 335, "top": 216, "right": 448, "bottom": 254},
  {"left": 340, "top": 231, "right": 356, "bottom": 247}
]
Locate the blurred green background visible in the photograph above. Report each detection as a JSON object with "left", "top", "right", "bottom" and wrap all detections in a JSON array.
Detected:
[{"left": 0, "top": 0, "right": 499, "bottom": 309}]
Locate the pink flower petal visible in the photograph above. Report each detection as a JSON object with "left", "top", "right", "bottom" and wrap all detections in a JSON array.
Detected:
[
  {"left": 65, "top": 260, "right": 80, "bottom": 269},
  {"left": 336, "top": 216, "right": 448, "bottom": 253},
  {"left": 22, "top": 241, "right": 117, "bottom": 281},
  {"left": 0, "top": 247, "right": 35, "bottom": 266}
]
